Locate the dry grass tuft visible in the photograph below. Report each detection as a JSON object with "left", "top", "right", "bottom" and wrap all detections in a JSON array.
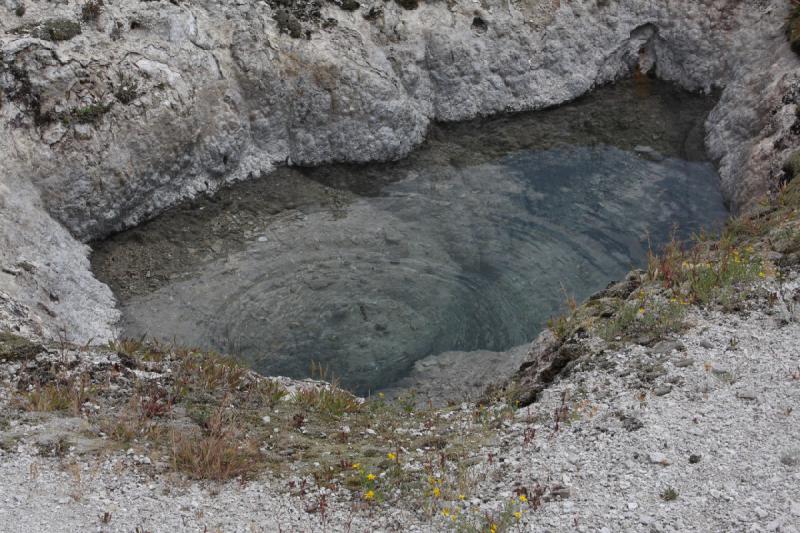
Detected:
[{"left": 169, "top": 407, "right": 261, "bottom": 481}]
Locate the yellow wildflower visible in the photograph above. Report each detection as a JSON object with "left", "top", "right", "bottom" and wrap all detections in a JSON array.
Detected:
[
  {"left": 638, "top": 307, "right": 645, "bottom": 314},
  {"left": 442, "top": 508, "right": 450, "bottom": 517},
  {"left": 351, "top": 463, "right": 361, "bottom": 470},
  {"left": 514, "top": 511, "right": 522, "bottom": 521},
  {"left": 378, "top": 392, "right": 385, "bottom": 398},
  {"left": 364, "top": 490, "right": 374, "bottom": 501},
  {"left": 433, "top": 487, "right": 441, "bottom": 498},
  {"left": 759, "top": 271, "right": 766, "bottom": 278},
  {"left": 489, "top": 524, "right": 497, "bottom": 533},
  {"left": 519, "top": 494, "right": 528, "bottom": 503},
  {"left": 458, "top": 494, "right": 465, "bottom": 501},
  {"left": 367, "top": 473, "right": 376, "bottom": 481},
  {"left": 387, "top": 452, "right": 397, "bottom": 461}
]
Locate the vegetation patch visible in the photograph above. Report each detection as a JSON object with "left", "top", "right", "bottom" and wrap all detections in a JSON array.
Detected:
[
  {"left": 81, "top": 0, "right": 103, "bottom": 23},
  {"left": 60, "top": 102, "right": 113, "bottom": 125},
  {"left": 13, "top": 19, "right": 82, "bottom": 42},
  {"left": 788, "top": 1, "right": 800, "bottom": 55},
  {"left": 112, "top": 71, "right": 140, "bottom": 105},
  {"left": 395, "top": 0, "right": 419, "bottom": 10},
  {"left": 0, "top": 332, "right": 42, "bottom": 361}
]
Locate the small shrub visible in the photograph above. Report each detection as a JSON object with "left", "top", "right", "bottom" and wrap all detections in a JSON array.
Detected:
[
  {"left": 599, "top": 296, "right": 685, "bottom": 342},
  {"left": 647, "top": 235, "right": 763, "bottom": 307},
  {"left": 546, "top": 313, "right": 572, "bottom": 341},
  {"left": 112, "top": 71, "right": 140, "bottom": 105},
  {"left": 20, "top": 377, "right": 93, "bottom": 414},
  {"left": 81, "top": 0, "right": 103, "bottom": 22},
  {"left": 15, "top": 19, "right": 82, "bottom": 41},
  {"left": 177, "top": 350, "right": 248, "bottom": 393},
  {"left": 15, "top": 4, "right": 25, "bottom": 17},
  {"left": 63, "top": 102, "right": 113, "bottom": 125},
  {"left": 0, "top": 332, "right": 42, "bottom": 361},
  {"left": 251, "top": 378, "right": 287, "bottom": 408},
  {"left": 294, "top": 383, "right": 362, "bottom": 418},
  {"left": 395, "top": 0, "right": 419, "bottom": 9},
  {"left": 170, "top": 408, "right": 260, "bottom": 481},
  {"left": 787, "top": 1, "right": 800, "bottom": 55},
  {"left": 660, "top": 486, "right": 679, "bottom": 501}
]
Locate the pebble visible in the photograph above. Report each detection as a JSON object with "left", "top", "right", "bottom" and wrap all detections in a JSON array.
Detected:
[
  {"left": 653, "top": 385, "right": 672, "bottom": 396},
  {"left": 737, "top": 390, "right": 757, "bottom": 401},
  {"left": 648, "top": 452, "right": 669, "bottom": 465},
  {"left": 639, "top": 514, "right": 655, "bottom": 525}
]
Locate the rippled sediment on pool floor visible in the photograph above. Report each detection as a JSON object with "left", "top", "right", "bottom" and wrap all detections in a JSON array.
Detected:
[{"left": 91, "top": 78, "right": 727, "bottom": 393}]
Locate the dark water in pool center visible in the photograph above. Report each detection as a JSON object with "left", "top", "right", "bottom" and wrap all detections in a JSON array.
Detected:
[{"left": 92, "top": 79, "right": 729, "bottom": 394}]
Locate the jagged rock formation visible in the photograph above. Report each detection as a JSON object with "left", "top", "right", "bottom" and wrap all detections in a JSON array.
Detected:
[{"left": 0, "top": 0, "right": 798, "bottom": 341}]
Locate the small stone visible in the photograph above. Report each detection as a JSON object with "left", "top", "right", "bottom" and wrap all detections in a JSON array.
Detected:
[
  {"left": 674, "top": 358, "right": 694, "bottom": 368},
  {"left": 755, "top": 508, "right": 768, "bottom": 519},
  {"left": 711, "top": 364, "right": 731, "bottom": 375},
  {"left": 365, "top": 428, "right": 376, "bottom": 435},
  {"left": 634, "top": 145, "right": 664, "bottom": 161},
  {"left": 780, "top": 448, "right": 800, "bottom": 467},
  {"left": 736, "top": 389, "right": 757, "bottom": 401},
  {"left": 74, "top": 124, "right": 93, "bottom": 140},
  {"left": 649, "top": 452, "right": 670, "bottom": 465},
  {"left": 699, "top": 339, "right": 714, "bottom": 349},
  {"left": 651, "top": 340, "right": 685, "bottom": 354},
  {"left": 639, "top": 514, "right": 655, "bottom": 526},
  {"left": 627, "top": 501, "right": 639, "bottom": 510},
  {"left": 767, "top": 519, "right": 783, "bottom": 531},
  {"left": 653, "top": 385, "right": 672, "bottom": 396},
  {"left": 262, "top": 415, "right": 271, "bottom": 424},
  {"left": 689, "top": 454, "right": 702, "bottom": 464},
  {"left": 790, "top": 501, "right": 800, "bottom": 517}
]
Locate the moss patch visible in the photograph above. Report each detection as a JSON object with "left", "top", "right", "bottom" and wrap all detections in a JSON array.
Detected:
[
  {"left": 783, "top": 150, "right": 800, "bottom": 183},
  {"left": 0, "top": 332, "right": 42, "bottom": 362},
  {"left": 13, "top": 19, "right": 82, "bottom": 42},
  {"left": 788, "top": 7, "right": 800, "bottom": 55},
  {"left": 396, "top": 0, "right": 419, "bottom": 9}
]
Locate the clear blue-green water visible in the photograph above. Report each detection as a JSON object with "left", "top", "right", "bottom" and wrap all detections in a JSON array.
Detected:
[{"left": 93, "top": 79, "right": 728, "bottom": 394}]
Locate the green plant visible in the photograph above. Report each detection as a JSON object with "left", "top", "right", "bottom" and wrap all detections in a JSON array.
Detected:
[
  {"left": 81, "top": 0, "right": 103, "bottom": 22},
  {"left": 647, "top": 234, "right": 764, "bottom": 308},
  {"left": 112, "top": 71, "right": 140, "bottom": 105},
  {"left": 599, "top": 295, "right": 685, "bottom": 342},
  {"left": 251, "top": 378, "right": 288, "bottom": 408},
  {"left": 62, "top": 102, "right": 113, "bottom": 125},
  {"left": 660, "top": 486, "right": 679, "bottom": 501},
  {"left": 293, "top": 382, "right": 362, "bottom": 418}
]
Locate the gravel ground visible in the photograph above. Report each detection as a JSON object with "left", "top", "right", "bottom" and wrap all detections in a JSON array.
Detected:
[{"left": 1, "top": 278, "right": 799, "bottom": 532}]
